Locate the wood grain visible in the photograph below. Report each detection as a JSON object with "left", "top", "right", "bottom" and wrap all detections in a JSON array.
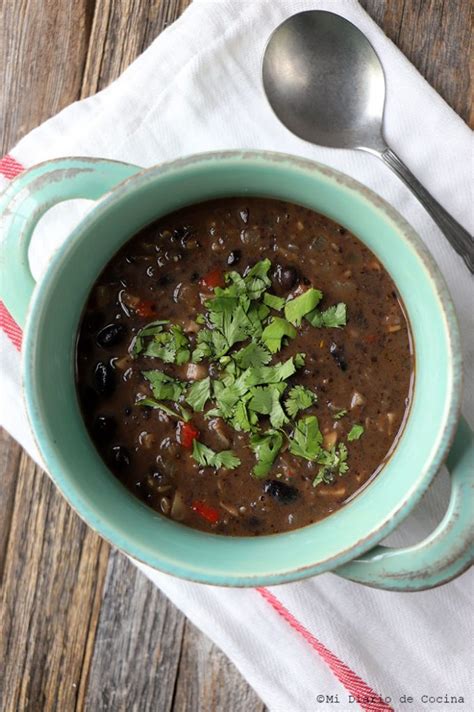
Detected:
[
  {"left": 0, "top": 0, "right": 94, "bottom": 154},
  {"left": 83, "top": 551, "right": 186, "bottom": 712},
  {"left": 0, "top": 1, "right": 470, "bottom": 711},
  {"left": 0, "top": 445, "right": 109, "bottom": 711},
  {"left": 359, "top": 0, "right": 472, "bottom": 126}
]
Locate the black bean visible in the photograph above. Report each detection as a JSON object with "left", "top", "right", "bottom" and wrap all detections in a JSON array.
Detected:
[
  {"left": 94, "top": 361, "right": 116, "bottom": 395},
  {"left": 190, "top": 272, "right": 200, "bottom": 282},
  {"left": 264, "top": 480, "right": 299, "bottom": 504},
  {"left": 110, "top": 445, "right": 130, "bottom": 469},
  {"left": 92, "top": 415, "right": 117, "bottom": 442},
  {"left": 329, "top": 342, "right": 348, "bottom": 371},
  {"left": 158, "top": 274, "right": 171, "bottom": 286},
  {"left": 96, "top": 323, "right": 125, "bottom": 348},
  {"left": 227, "top": 249, "right": 241, "bottom": 266},
  {"left": 278, "top": 265, "right": 299, "bottom": 291},
  {"left": 124, "top": 406, "right": 132, "bottom": 416}
]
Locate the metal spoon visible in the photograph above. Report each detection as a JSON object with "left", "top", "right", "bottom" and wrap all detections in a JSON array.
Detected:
[{"left": 262, "top": 10, "right": 474, "bottom": 272}]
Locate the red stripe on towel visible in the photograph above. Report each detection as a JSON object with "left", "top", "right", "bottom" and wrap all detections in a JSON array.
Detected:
[
  {"left": 257, "top": 587, "right": 394, "bottom": 712},
  {"left": 0, "top": 301, "right": 22, "bottom": 351},
  {"left": 0, "top": 154, "right": 24, "bottom": 180},
  {"left": 1, "top": 155, "right": 25, "bottom": 349}
]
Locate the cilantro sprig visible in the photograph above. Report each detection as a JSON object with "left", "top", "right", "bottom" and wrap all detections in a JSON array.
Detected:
[
  {"left": 285, "top": 385, "right": 317, "bottom": 418},
  {"left": 192, "top": 441, "right": 241, "bottom": 470},
  {"left": 132, "top": 259, "right": 353, "bottom": 485},
  {"left": 132, "top": 321, "right": 190, "bottom": 363}
]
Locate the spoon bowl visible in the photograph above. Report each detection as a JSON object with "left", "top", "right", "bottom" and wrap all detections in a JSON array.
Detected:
[{"left": 263, "top": 11, "right": 386, "bottom": 152}]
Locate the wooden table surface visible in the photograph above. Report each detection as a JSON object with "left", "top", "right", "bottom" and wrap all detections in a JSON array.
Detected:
[{"left": 0, "top": 1, "right": 471, "bottom": 710}]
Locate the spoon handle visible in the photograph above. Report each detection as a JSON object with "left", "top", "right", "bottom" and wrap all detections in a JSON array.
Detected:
[{"left": 380, "top": 147, "right": 474, "bottom": 273}]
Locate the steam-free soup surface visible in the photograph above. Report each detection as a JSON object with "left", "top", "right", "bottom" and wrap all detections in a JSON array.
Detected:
[{"left": 76, "top": 198, "right": 413, "bottom": 535}]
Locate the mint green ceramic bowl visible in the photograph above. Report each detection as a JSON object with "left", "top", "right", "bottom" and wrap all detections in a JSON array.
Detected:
[{"left": 1, "top": 151, "right": 472, "bottom": 590}]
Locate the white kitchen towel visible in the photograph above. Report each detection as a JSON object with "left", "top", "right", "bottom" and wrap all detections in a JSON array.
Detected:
[{"left": 0, "top": 1, "right": 472, "bottom": 711}]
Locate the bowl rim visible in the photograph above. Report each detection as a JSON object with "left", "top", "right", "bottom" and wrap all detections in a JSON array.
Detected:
[{"left": 22, "top": 150, "right": 462, "bottom": 585}]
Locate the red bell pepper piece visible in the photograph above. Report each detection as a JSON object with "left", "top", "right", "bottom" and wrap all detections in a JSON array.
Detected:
[
  {"left": 200, "top": 268, "right": 225, "bottom": 289},
  {"left": 135, "top": 299, "right": 156, "bottom": 318},
  {"left": 192, "top": 500, "right": 220, "bottom": 524},
  {"left": 177, "top": 421, "right": 199, "bottom": 449}
]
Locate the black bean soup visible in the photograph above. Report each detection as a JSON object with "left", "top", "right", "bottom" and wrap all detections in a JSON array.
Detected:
[{"left": 76, "top": 198, "right": 414, "bottom": 536}]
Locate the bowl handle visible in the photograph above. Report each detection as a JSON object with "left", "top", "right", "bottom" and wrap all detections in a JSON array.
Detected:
[
  {"left": 0, "top": 157, "right": 142, "bottom": 327},
  {"left": 335, "top": 417, "right": 474, "bottom": 591}
]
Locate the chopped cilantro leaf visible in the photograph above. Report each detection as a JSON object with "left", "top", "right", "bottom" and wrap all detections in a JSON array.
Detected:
[
  {"left": 233, "top": 342, "right": 272, "bottom": 369},
  {"left": 263, "top": 292, "right": 286, "bottom": 311},
  {"left": 248, "top": 383, "right": 287, "bottom": 415},
  {"left": 186, "top": 377, "right": 211, "bottom": 412},
  {"left": 142, "top": 370, "right": 185, "bottom": 401},
  {"left": 246, "top": 302, "right": 270, "bottom": 338},
  {"left": 213, "top": 370, "right": 250, "bottom": 418},
  {"left": 294, "top": 352, "right": 306, "bottom": 368},
  {"left": 314, "top": 443, "right": 349, "bottom": 486},
  {"left": 348, "top": 424, "right": 364, "bottom": 441},
  {"left": 242, "top": 259, "right": 272, "bottom": 300},
  {"left": 139, "top": 323, "right": 190, "bottom": 364},
  {"left": 270, "top": 388, "right": 289, "bottom": 428},
  {"left": 191, "top": 329, "right": 214, "bottom": 362},
  {"left": 261, "top": 317, "right": 297, "bottom": 353},
  {"left": 131, "top": 319, "right": 169, "bottom": 356},
  {"left": 192, "top": 440, "right": 241, "bottom": 470},
  {"left": 306, "top": 302, "right": 347, "bottom": 329},
  {"left": 246, "top": 357, "right": 297, "bottom": 386},
  {"left": 250, "top": 430, "right": 283, "bottom": 478},
  {"left": 230, "top": 399, "right": 257, "bottom": 432},
  {"left": 334, "top": 409, "right": 347, "bottom": 420},
  {"left": 284, "top": 288, "right": 322, "bottom": 326},
  {"left": 179, "top": 406, "right": 192, "bottom": 422},
  {"left": 285, "top": 385, "right": 316, "bottom": 417},
  {"left": 208, "top": 304, "right": 250, "bottom": 352},
  {"left": 289, "top": 415, "right": 323, "bottom": 460},
  {"left": 136, "top": 397, "right": 184, "bottom": 420}
]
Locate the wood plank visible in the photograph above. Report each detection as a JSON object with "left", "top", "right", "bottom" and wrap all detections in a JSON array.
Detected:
[
  {"left": 81, "top": 0, "right": 192, "bottom": 96},
  {"left": 0, "top": 429, "right": 22, "bottom": 579},
  {"left": 0, "top": 449, "right": 109, "bottom": 711},
  {"left": 0, "top": 0, "right": 95, "bottom": 154},
  {"left": 360, "top": 0, "right": 472, "bottom": 125},
  {"left": 172, "top": 620, "right": 266, "bottom": 712},
  {"left": 83, "top": 551, "right": 185, "bottom": 712}
]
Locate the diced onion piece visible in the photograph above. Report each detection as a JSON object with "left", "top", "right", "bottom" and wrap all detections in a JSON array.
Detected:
[
  {"left": 182, "top": 319, "right": 200, "bottom": 334},
  {"left": 350, "top": 391, "right": 366, "bottom": 409},
  {"left": 323, "top": 431, "right": 338, "bottom": 450},
  {"left": 317, "top": 484, "right": 347, "bottom": 497},
  {"left": 208, "top": 418, "right": 231, "bottom": 448},
  {"left": 170, "top": 491, "right": 186, "bottom": 521},
  {"left": 184, "top": 363, "right": 208, "bottom": 381},
  {"left": 114, "top": 355, "right": 132, "bottom": 370},
  {"left": 220, "top": 501, "right": 239, "bottom": 517}
]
